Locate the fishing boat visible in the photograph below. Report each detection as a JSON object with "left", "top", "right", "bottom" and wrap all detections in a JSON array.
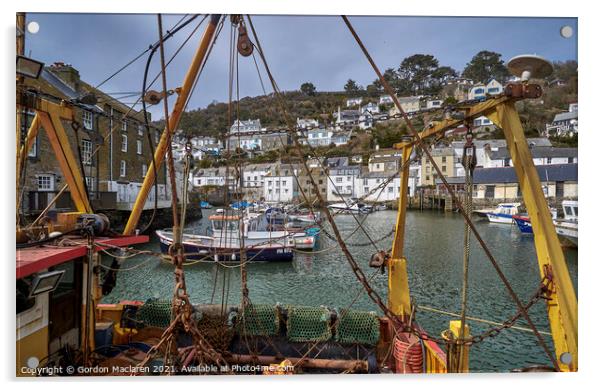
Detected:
[
  {"left": 474, "top": 203, "right": 521, "bottom": 224},
  {"left": 156, "top": 212, "right": 294, "bottom": 262},
  {"left": 554, "top": 200, "right": 578, "bottom": 247},
  {"left": 512, "top": 208, "right": 558, "bottom": 234},
  {"left": 328, "top": 199, "right": 373, "bottom": 214}
]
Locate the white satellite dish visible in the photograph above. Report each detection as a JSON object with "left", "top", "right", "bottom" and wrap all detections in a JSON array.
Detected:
[{"left": 507, "top": 54, "right": 553, "bottom": 82}]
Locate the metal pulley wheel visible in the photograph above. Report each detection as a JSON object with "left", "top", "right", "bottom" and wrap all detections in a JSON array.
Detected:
[{"left": 237, "top": 24, "right": 254, "bottom": 57}]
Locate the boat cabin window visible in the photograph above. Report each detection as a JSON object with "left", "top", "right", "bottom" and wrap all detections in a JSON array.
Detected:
[
  {"left": 564, "top": 206, "right": 573, "bottom": 217},
  {"left": 212, "top": 220, "right": 238, "bottom": 231}
]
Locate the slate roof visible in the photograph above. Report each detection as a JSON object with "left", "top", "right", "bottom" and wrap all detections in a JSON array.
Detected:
[
  {"left": 489, "top": 147, "right": 578, "bottom": 160},
  {"left": 473, "top": 164, "right": 577, "bottom": 184},
  {"left": 552, "top": 110, "right": 578, "bottom": 123}
]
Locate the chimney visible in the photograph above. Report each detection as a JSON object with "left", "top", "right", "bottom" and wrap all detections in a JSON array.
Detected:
[{"left": 49, "top": 62, "right": 81, "bottom": 91}]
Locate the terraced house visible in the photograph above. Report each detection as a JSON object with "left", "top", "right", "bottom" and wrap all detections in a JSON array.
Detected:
[{"left": 19, "top": 62, "right": 172, "bottom": 215}]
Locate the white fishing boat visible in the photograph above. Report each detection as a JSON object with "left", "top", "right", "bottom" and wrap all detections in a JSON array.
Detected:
[
  {"left": 328, "top": 199, "right": 372, "bottom": 214},
  {"left": 156, "top": 212, "right": 295, "bottom": 262},
  {"left": 474, "top": 203, "right": 521, "bottom": 224},
  {"left": 554, "top": 200, "right": 578, "bottom": 247}
]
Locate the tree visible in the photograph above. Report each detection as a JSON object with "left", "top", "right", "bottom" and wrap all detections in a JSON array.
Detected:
[
  {"left": 398, "top": 54, "right": 440, "bottom": 94},
  {"left": 300, "top": 82, "right": 317, "bottom": 96},
  {"left": 344, "top": 79, "right": 361, "bottom": 94},
  {"left": 431, "top": 66, "right": 458, "bottom": 87},
  {"left": 462, "top": 50, "right": 510, "bottom": 83}
]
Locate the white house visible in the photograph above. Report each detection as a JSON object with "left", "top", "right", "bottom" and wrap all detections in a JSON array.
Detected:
[
  {"left": 191, "top": 167, "right": 238, "bottom": 191},
  {"left": 473, "top": 115, "right": 494, "bottom": 127},
  {"left": 327, "top": 164, "right": 361, "bottom": 202},
  {"left": 355, "top": 171, "right": 402, "bottom": 202},
  {"left": 263, "top": 174, "right": 298, "bottom": 203},
  {"left": 362, "top": 102, "right": 380, "bottom": 114},
  {"left": 379, "top": 95, "right": 394, "bottom": 105},
  {"left": 307, "top": 128, "right": 333, "bottom": 146},
  {"left": 468, "top": 79, "right": 503, "bottom": 101},
  {"left": 426, "top": 99, "right": 443, "bottom": 110},
  {"left": 297, "top": 117, "right": 320, "bottom": 130},
  {"left": 230, "top": 119, "right": 261, "bottom": 133},
  {"left": 346, "top": 97, "right": 363, "bottom": 107},
  {"left": 389, "top": 96, "right": 421, "bottom": 116},
  {"left": 334, "top": 107, "right": 361, "bottom": 130},
  {"left": 368, "top": 156, "right": 401, "bottom": 173},
  {"left": 359, "top": 110, "right": 374, "bottom": 129},
  {"left": 546, "top": 103, "right": 578, "bottom": 137}
]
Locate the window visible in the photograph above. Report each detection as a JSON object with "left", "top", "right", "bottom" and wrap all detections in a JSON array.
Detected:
[
  {"left": 388, "top": 187, "right": 394, "bottom": 193},
  {"left": 142, "top": 164, "right": 147, "bottom": 178},
  {"left": 363, "top": 179, "right": 368, "bottom": 185},
  {"left": 85, "top": 176, "right": 95, "bottom": 192},
  {"left": 82, "top": 111, "right": 93, "bottom": 130},
  {"left": 155, "top": 131, "right": 160, "bottom": 144},
  {"left": 121, "top": 135, "right": 128, "bottom": 152},
  {"left": 426, "top": 175, "right": 430, "bottom": 181},
  {"left": 28, "top": 136, "right": 37, "bottom": 158},
  {"left": 37, "top": 175, "right": 54, "bottom": 191},
  {"left": 568, "top": 157, "right": 574, "bottom": 163},
  {"left": 442, "top": 165, "right": 447, "bottom": 172},
  {"left": 121, "top": 118, "right": 128, "bottom": 132},
  {"left": 363, "top": 186, "right": 369, "bottom": 193},
  {"left": 81, "top": 139, "right": 93, "bottom": 165},
  {"left": 137, "top": 124, "right": 144, "bottom": 136},
  {"left": 442, "top": 156, "right": 447, "bottom": 163},
  {"left": 336, "top": 177, "right": 343, "bottom": 183},
  {"left": 136, "top": 140, "right": 142, "bottom": 155},
  {"left": 547, "top": 157, "right": 552, "bottom": 164},
  {"left": 120, "top": 160, "right": 126, "bottom": 177},
  {"left": 488, "top": 87, "right": 500, "bottom": 94}
]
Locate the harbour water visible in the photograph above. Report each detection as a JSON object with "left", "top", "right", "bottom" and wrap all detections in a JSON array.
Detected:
[{"left": 103, "top": 209, "right": 578, "bottom": 372}]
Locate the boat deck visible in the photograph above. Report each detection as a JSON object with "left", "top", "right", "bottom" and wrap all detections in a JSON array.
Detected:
[{"left": 16, "top": 235, "right": 149, "bottom": 278}]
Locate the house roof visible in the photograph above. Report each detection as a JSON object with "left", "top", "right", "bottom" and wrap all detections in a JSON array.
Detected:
[
  {"left": 490, "top": 147, "right": 577, "bottom": 160},
  {"left": 370, "top": 156, "right": 400, "bottom": 164},
  {"left": 473, "top": 164, "right": 577, "bottom": 184},
  {"left": 450, "top": 138, "right": 552, "bottom": 150},
  {"left": 360, "top": 170, "right": 400, "bottom": 179},
  {"left": 326, "top": 156, "right": 349, "bottom": 168},
  {"left": 552, "top": 110, "right": 578, "bottom": 123}
]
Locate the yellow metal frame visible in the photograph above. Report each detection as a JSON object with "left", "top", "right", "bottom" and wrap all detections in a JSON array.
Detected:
[
  {"left": 17, "top": 100, "right": 92, "bottom": 214},
  {"left": 390, "top": 96, "right": 577, "bottom": 372}
]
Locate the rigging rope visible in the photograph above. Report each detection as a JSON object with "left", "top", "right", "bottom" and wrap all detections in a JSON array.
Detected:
[{"left": 341, "top": 15, "right": 559, "bottom": 371}]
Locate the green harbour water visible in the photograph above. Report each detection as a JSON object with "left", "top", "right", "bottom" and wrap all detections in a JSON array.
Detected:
[{"left": 104, "top": 209, "right": 578, "bottom": 373}]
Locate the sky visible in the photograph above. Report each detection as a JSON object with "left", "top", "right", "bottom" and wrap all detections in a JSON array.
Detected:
[{"left": 23, "top": 13, "right": 577, "bottom": 120}]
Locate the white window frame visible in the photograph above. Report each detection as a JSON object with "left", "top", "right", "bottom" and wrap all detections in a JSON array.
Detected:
[
  {"left": 137, "top": 124, "right": 144, "bottom": 136},
  {"left": 121, "top": 135, "right": 128, "bottom": 152},
  {"left": 85, "top": 176, "right": 95, "bottom": 192},
  {"left": 142, "top": 164, "right": 147, "bottom": 178},
  {"left": 136, "top": 139, "right": 142, "bottom": 155},
  {"left": 37, "top": 174, "right": 54, "bottom": 191},
  {"left": 120, "top": 160, "right": 127, "bottom": 177},
  {"left": 82, "top": 111, "right": 93, "bottom": 130},
  {"left": 81, "top": 139, "right": 93, "bottom": 165},
  {"left": 121, "top": 118, "right": 128, "bottom": 132},
  {"left": 28, "top": 136, "right": 37, "bottom": 157}
]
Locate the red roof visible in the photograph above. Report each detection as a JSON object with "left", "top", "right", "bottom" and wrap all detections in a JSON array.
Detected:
[{"left": 16, "top": 235, "right": 149, "bottom": 279}]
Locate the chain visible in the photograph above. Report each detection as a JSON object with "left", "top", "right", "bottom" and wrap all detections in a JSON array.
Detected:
[{"left": 409, "top": 276, "right": 553, "bottom": 346}]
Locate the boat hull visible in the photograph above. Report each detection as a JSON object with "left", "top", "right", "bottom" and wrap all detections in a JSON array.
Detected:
[
  {"left": 485, "top": 213, "right": 515, "bottom": 224},
  {"left": 512, "top": 216, "right": 533, "bottom": 233},
  {"left": 156, "top": 231, "right": 294, "bottom": 262}
]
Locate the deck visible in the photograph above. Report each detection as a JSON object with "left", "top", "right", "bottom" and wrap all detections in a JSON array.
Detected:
[{"left": 16, "top": 235, "right": 149, "bottom": 279}]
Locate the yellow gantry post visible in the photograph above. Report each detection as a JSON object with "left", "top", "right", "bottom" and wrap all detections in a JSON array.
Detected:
[
  {"left": 487, "top": 102, "right": 578, "bottom": 371},
  {"left": 389, "top": 144, "right": 413, "bottom": 318},
  {"left": 37, "top": 106, "right": 92, "bottom": 213},
  {"left": 123, "top": 14, "right": 222, "bottom": 235}
]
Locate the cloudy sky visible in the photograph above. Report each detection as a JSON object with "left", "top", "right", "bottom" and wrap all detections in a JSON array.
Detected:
[{"left": 24, "top": 13, "right": 577, "bottom": 119}]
